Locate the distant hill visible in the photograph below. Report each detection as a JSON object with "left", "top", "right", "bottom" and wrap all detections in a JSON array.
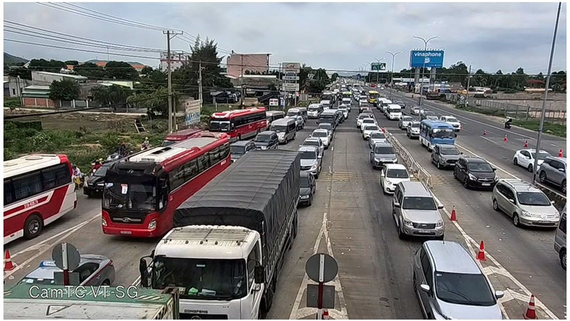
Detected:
[
  {"left": 85, "top": 59, "right": 146, "bottom": 66},
  {"left": 4, "top": 52, "right": 28, "bottom": 65}
]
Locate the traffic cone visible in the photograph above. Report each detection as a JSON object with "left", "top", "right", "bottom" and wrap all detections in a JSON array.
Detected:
[
  {"left": 524, "top": 140, "right": 529, "bottom": 148},
  {"left": 322, "top": 310, "right": 329, "bottom": 320},
  {"left": 504, "top": 135, "right": 508, "bottom": 143},
  {"left": 4, "top": 250, "right": 14, "bottom": 271},
  {"left": 483, "top": 130, "right": 487, "bottom": 136},
  {"left": 450, "top": 206, "right": 457, "bottom": 222},
  {"left": 559, "top": 149, "right": 564, "bottom": 157},
  {"left": 381, "top": 128, "right": 386, "bottom": 133},
  {"left": 476, "top": 241, "right": 487, "bottom": 261},
  {"left": 523, "top": 294, "right": 537, "bottom": 319}
]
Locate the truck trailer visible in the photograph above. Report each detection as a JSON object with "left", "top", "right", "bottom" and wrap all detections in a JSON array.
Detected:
[{"left": 139, "top": 150, "right": 301, "bottom": 319}]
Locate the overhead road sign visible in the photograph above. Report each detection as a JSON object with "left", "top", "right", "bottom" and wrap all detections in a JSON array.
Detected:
[
  {"left": 410, "top": 50, "right": 445, "bottom": 68},
  {"left": 371, "top": 62, "right": 387, "bottom": 71}
]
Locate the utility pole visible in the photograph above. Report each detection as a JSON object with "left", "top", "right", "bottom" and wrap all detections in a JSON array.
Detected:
[
  {"left": 164, "top": 30, "right": 182, "bottom": 133},
  {"left": 198, "top": 60, "right": 204, "bottom": 112},
  {"left": 386, "top": 51, "right": 402, "bottom": 101},
  {"left": 464, "top": 65, "right": 472, "bottom": 107},
  {"left": 240, "top": 54, "right": 245, "bottom": 108},
  {"left": 533, "top": 2, "right": 562, "bottom": 184},
  {"left": 413, "top": 35, "right": 439, "bottom": 106}
]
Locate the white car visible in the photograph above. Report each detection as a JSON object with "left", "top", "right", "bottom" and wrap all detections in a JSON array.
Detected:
[
  {"left": 368, "top": 131, "right": 387, "bottom": 148},
  {"left": 362, "top": 124, "right": 380, "bottom": 140},
  {"left": 311, "top": 129, "right": 330, "bottom": 148},
  {"left": 338, "top": 106, "right": 349, "bottom": 119},
  {"left": 360, "top": 118, "right": 377, "bottom": 132},
  {"left": 513, "top": 149, "right": 552, "bottom": 172},
  {"left": 380, "top": 164, "right": 411, "bottom": 194},
  {"left": 440, "top": 116, "right": 461, "bottom": 131},
  {"left": 356, "top": 113, "right": 374, "bottom": 128}
]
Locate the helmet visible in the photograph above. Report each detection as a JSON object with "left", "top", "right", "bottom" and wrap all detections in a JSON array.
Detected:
[
  {"left": 99, "top": 158, "right": 103, "bottom": 162},
  {"left": 145, "top": 137, "right": 148, "bottom": 140}
]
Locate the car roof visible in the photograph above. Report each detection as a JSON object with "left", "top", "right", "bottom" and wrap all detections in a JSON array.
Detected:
[
  {"left": 313, "top": 128, "right": 328, "bottom": 133},
  {"left": 399, "top": 181, "right": 431, "bottom": 197},
  {"left": 436, "top": 144, "right": 457, "bottom": 149},
  {"left": 461, "top": 156, "right": 488, "bottom": 163},
  {"left": 321, "top": 110, "right": 337, "bottom": 115},
  {"left": 258, "top": 130, "right": 276, "bottom": 136},
  {"left": 546, "top": 156, "right": 567, "bottom": 164},
  {"left": 499, "top": 179, "right": 544, "bottom": 193},
  {"left": 424, "top": 241, "right": 482, "bottom": 274},
  {"left": 288, "top": 108, "right": 300, "bottom": 112},
  {"left": 304, "top": 137, "right": 321, "bottom": 143},
  {"left": 271, "top": 118, "right": 295, "bottom": 125},
  {"left": 385, "top": 164, "right": 407, "bottom": 170},
  {"left": 231, "top": 140, "right": 254, "bottom": 147},
  {"left": 373, "top": 142, "right": 392, "bottom": 148},
  {"left": 300, "top": 171, "right": 311, "bottom": 178}
]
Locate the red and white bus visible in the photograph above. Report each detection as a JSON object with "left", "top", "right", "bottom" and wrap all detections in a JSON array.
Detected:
[
  {"left": 209, "top": 107, "right": 267, "bottom": 142},
  {"left": 162, "top": 128, "right": 207, "bottom": 146},
  {"left": 101, "top": 132, "right": 231, "bottom": 237},
  {"left": 4, "top": 154, "right": 77, "bottom": 244}
]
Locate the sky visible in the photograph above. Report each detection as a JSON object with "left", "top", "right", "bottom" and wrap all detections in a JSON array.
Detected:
[{"left": 3, "top": 2, "right": 567, "bottom": 75}]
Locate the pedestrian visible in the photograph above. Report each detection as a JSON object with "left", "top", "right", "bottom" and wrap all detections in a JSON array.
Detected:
[{"left": 142, "top": 137, "right": 150, "bottom": 150}]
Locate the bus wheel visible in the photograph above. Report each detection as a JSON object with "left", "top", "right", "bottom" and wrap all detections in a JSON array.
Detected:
[{"left": 24, "top": 214, "right": 43, "bottom": 239}]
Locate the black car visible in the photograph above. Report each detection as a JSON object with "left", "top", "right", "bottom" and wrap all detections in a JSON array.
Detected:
[
  {"left": 230, "top": 140, "right": 256, "bottom": 162},
  {"left": 253, "top": 131, "right": 279, "bottom": 150},
  {"left": 299, "top": 171, "right": 317, "bottom": 206},
  {"left": 84, "top": 163, "right": 114, "bottom": 197},
  {"left": 454, "top": 156, "right": 498, "bottom": 189}
]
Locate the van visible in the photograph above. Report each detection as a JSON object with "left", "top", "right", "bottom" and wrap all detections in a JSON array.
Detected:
[
  {"left": 392, "top": 181, "right": 445, "bottom": 239},
  {"left": 287, "top": 108, "right": 302, "bottom": 118},
  {"left": 386, "top": 104, "right": 402, "bottom": 120},
  {"left": 318, "top": 110, "right": 338, "bottom": 128},
  {"left": 320, "top": 100, "right": 331, "bottom": 109},
  {"left": 307, "top": 104, "right": 324, "bottom": 119},
  {"left": 266, "top": 111, "right": 285, "bottom": 128},
  {"left": 270, "top": 118, "right": 297, "bottom": 144},
  {"left": 297, "top": 107, "right": 308, "bottom": 121},
  {"left": 555, "top": 205, "right": 566, "bottom": 269}
]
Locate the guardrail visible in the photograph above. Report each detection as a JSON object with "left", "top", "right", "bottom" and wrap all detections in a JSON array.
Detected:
[{"left": 384, "top": 129, "right": 432, "bottom": 189}]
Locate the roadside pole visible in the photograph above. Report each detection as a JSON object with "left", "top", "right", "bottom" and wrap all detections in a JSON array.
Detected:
[
  {"left": 465, "top": 65, "right": 471, "bottom": 107},
  {"left": 164, "top": 30, "right": 182, "bottom": 133}
]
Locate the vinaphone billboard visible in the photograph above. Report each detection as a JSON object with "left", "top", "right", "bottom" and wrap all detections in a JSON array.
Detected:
[{"left": 409, "top": 50, "right": 444, "bottom": 68}]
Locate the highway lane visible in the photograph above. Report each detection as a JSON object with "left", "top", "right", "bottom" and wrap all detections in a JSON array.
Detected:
[{"left": 370, "top": 105, "right": 565, "bottom": 319}]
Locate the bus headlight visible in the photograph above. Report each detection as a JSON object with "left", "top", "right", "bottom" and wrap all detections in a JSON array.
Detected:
[
  {"left": 148, "top": 219, "right": 157, "bottom": 231},
  {"left": 102, "top": 218, "right": 107, "bottom": 227}
]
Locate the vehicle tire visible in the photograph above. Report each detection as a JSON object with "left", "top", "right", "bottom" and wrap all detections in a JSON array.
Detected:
[
  {"left": 562, "top": 180, "right": 566, "bottom": 194},
  {"left": 463, "top": 176, "right": 469, "bottom": 189},
  {"left": 527, "top": 164, "right": 533, "bottom": 172},
  {"left": 307, "top": 196, "right": 313, "bottom": 206},
  {"left": 24, "top": 214, "right": 43, "bottom": 239},
  {"left": 407, "top": 132, "right": 410, "bottom": 138},
  {"left": 539, "top": 171, "right": 547, "bottom": 183},
  {"left": 560, "top": 249, "right": 566, "bottom": 270},
  {"left": 102, "top": 280, "right": 111, "bottom": 286},
  {"left": 315, "top": 172, "right": 319, "bottom": 179},
  {"left": 492, "top": 199, "right": 500, "bottom": 211},
  {"left": 513, "top": 213, "right": 521, "bottom": 227},
  {"left": 262, "top": 284, "right": 274, "bottom": 312},
  {"left": 513, "top": 158, "right": 518, "bottom": 165},
  {"left": 436, "top": 160, "right": 441, "bottom": 170},
  {"left": 398, "top": 224, "right": 406, "bottom": 240},
  {"left": 293, "top": 214, "right": 298, "bottom": 239}
]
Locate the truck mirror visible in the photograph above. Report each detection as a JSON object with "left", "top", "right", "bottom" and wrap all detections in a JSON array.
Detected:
[
  {"left": 254, "top": 265, "right": 265, "bottom": 284},
  {"left": 139, "top": 258, "right": 149, "bottom": 287}
]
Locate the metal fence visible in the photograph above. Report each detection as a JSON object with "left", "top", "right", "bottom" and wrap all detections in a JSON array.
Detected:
[{"left": 385, "top": 130, "right": 432, "bottom": 189}]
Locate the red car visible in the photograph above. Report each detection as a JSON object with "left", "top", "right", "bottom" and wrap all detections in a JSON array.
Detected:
[{"left": 371, "top": 83, "right": 376, "bottom": 87}]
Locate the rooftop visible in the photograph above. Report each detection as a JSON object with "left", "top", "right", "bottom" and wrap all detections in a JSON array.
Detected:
[{"left": 425, "top": 241, "right": 481, "bottom": 274}]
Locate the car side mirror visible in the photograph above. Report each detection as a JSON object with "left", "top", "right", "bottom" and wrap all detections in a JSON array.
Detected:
[
  {"left": 380, "top": 172, "right": 385, "bottom": 177},
  {"left": 393, "top": 201, "right": 401, "bottom": 208},
  {"left": 420, "top": 284, "right": 430, "bottom": 293},
  {"left": 559, "top": 168, "right": 565, "bottom": 172},
  {"left": 508, "top": 198, "right": 516, "bottom": 204},
  {"left": 437, "top": 204, "right": 444, "bottom": 209},
  {"left": 139, "top": 257, "right": 150, "bottom": 287},
  {"left": 492, "top": 168, "right": 497, "bottom": 171},
  {"left": 254, "top": 265, "right": 265, "bottom": 284},
  {"left": 318, "top": 155, "right": 322, "bottom": 159},
  {"left": 495, "top": 291, "right": 504, "bottom": 299},
  {"left": 460, "top": 152, "right": 464, "bottom": 155}
]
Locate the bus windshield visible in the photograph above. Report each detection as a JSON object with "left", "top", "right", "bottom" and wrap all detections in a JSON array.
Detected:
[
  {"left": 431, "top": 128, "right": 455, "bottom": 139},
  {"left": 103, "top": 182, "right": 157, "bottom": 211},
  {"left": 210, "top": 120, "right": 230, "bottom": 132},
  {"left": 369, "top": 92, "right": 379, "bottom": 99}
]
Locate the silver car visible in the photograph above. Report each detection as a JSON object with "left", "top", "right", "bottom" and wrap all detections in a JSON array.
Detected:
[
  {"left": 407, "top": 121, "right": 420, "bottom": 139},
  {"left": 492, "top": 179, "right": 560, "bottom": 228},
  {"left": 398, "top": 116, "right": 413, "bottom": 129},
  {"left": 413, "top": 241, "right": 504, "bottom": 319},
  {"left": 19, "top": 254, "right": 115, "bottom": 286},
  {"left": 431, "top": 144, "right": 462, "bottom": 169},
  {"left": 298, "top": 145, "right": 322, "bottom": 178},
  {"left": 538, "top": 156, "right": 566, "bottom": 193},
  {"left": 554, "top": 206, "right": 566, "bottom": 269},
  {"left": 392, "top": 181, "right": 444, "bottom": 239},
  {"left": 368, "top": 131, "right": 387, "bottom": 149},
  {"left": 370, "top": 142, "right": 398, "bottom": 168},
  {"left": 301, "top": 137, "right": 324, "bottom": 159}
]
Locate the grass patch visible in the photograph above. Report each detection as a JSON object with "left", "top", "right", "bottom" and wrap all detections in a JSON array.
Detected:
[
  {"left": 512, "top": 119, "right": 566, "bottom": 137},
  {"left": 455, "top": 104, "right": 505, "bottom": 117}
]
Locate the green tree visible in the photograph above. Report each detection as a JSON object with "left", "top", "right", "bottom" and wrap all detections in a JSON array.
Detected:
[
  {"left": 105, "top": 61, "right": 139, "bottom": 80},
  {"left": 127, "top": 87, "right": 177, "bottom": 117},
  {"left": 331, "top": 73, "right": 339, "bottom": 82},
  {"left": 7, "top": 67, "right": 32, "bottom": 80},
  {"left": 65, "top": 60, "right": 79, "bottom": 66},
  {"left": 29, "top": 59, "right": 66, "bottom": 73},
  {"left": 49, "top": 79, "right": 81, "bottom": 105},
  {"left": 90, "top": 85, "right": 132, "bottom": 110},
  {"left": 74, "top": 62, "right": 107, "bottom": 79}
]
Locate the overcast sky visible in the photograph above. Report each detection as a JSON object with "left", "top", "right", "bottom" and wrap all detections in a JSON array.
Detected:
[{"left": 4, "top": 2, "right": 567, "bottom": 75}]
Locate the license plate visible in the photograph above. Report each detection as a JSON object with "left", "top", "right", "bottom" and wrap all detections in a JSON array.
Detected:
[
  {"left": 416, "top": 230, "right": 432, "bottom": 234},
  {"left": 120, "top": 231, "right": 132, "bottom": 235},
  {"left": 481, "top": 183, "right": 491, "bottom": 186}
]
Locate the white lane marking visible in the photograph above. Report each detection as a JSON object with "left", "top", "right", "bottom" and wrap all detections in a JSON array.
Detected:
[{"left": 4, "top": 213, "right": 100, "bottom": 279}]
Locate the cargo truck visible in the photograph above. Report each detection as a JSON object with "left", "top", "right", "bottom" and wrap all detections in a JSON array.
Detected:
[
  {"left": 139, "top": 150, "right": 301, "bottom": 319},
  {"left": 4, "top": 284, "right": 180, "bottom": 319}
]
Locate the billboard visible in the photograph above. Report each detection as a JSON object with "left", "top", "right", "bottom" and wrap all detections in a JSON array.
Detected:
[
  {"left": 185, "top": 100, "right": 201, "bottom": 126},
  {"left": 283, "top": 62, "right": 301, "bottom": 73},
  {"left": 409, "top": 50, "right": 444, "bottom": 68},
  {"left": 371, "top": 62, "right": 387, "bottom": 71}
]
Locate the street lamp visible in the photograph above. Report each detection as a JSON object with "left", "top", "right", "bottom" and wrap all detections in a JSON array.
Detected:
[
  {"left": 373, "top": 58, "right": 385, "bottom": 85},
  {"left": 386, "top": 51, "right": 402, "bottom": 100},
  {"left": 413, "top": 35, "right": 439, "bottom": 106}
]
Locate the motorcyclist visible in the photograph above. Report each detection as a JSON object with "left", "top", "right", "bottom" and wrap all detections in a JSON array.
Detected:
[
  {"left": 90, "top": 159, "right": 103, "bottom": 175},
  {"left": 119, "top": 143, "right": 128, "bottom": 158},
  {"left": 72, "top": 165, "right": 84, "bottom": 189},
  {"left": 142, "top": 137, "right": 150, "bottom": 150},
  {"left": 504, "top": 118, "right": 512, "bottom": 129}
]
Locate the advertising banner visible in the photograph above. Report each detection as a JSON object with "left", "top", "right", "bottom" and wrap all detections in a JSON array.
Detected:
[
  {"left": 185, "top": 100, "right": 201, "bottom": 125},
  {"left": 409, "top": 50, "right": 445, "bottom": 68}
]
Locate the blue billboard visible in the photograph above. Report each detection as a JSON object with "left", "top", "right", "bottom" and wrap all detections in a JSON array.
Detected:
[{"left": 409, "top": 50, "right": 444, "bottom": 68}]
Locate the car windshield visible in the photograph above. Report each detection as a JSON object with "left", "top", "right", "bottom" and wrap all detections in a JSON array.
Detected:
[
  {"left": 300, "top": 176, "right": 311, "bottom": 188},
  {"left": 313, "top": 131, "right": 327, "bottom": 137},
  {"left": 255, "top": 135, "right": 272, "bottom": 143},
  {"left": 370, "top": 133, "right": 384, "bottom": 139},
  {"left": 287, "top": 111, "right": 300, "bottom": 117},
  {"left": 103, "top": 182, "right": 157, "bottom": 211},
  {"left": 271, "top": 125, "right": 287, "bottom": 133},
  {"left": 467, "top": 162, "right": 493, "bottom": 172},
  {"left": 358, "top": 115, "right": 370, "bottom": 119},
  {"left": 230, "top": 145, "right": 246, "bottom": 155},
  {"left": 387, "top": 169, "right": 409, "bottom": 179},
  {"left": 440, "top": 147, "right": 460, "bottom": 155},
  {"left": 375, "top": 146, "right": 393, "bottom": 154},
  {"left": 411, "top": 123, "right": 420, "bottom": 128},
  {"left": 531, "top": 152, "right": 551, "bottom": 160},
  {"left": 517, "top": 192, "right": 552, "bottom": 206},
  {"left": 209, "top": 120, "right": 230, "bottom": 132},
  {"left": 402, "top": 117, "right": 412, "bottom": 121},
  {"left": 402, "top": 197, "right": 437, "bottom": 210},
  {"left": 304, "top": 140, "right": 319, "bottom": 147},
  {"left": 363, "top": 119, "right": 375, "bottom": 124},
  {"left": 299, "top": 151, "right": 317, "bottom": 159},
  {"left": 435, "top": 272, "right": 496, "bottom": 306},
  {"left": 152, "top": 257, "right": 246, "bottom": 300},
  {"left": 94, "top": 166, "right": 109, "bottom": 177},
  {"left": 364, "top": 126, "right": 379, "bottom": 131},
  {"left": 309, "top": 106, "right": 320, "bottom": 111},
  {"left": 446, "top": 117, "right": 458, "bottom": 122},
  {"left": 431, "top": 128, "right": 455, "bottom": 139}
]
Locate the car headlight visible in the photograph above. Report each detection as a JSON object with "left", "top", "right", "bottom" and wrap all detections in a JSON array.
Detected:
[
  {"left": 436, "top": 220, "right": 444, "bottom": 227},
  {"left": 301, "top": 195, "right": 309, "bottom": 199},
  {"left": 148, "top": 219, "right": 157, "bottom": 231},
  {"left": 520, "top": 210, "right": 533, "bottom": 218},
  {"left": 385, "top": 180, "right": 393, "bottom": 186},
  {"left": 403, "top": 219, "right": 413, "bottom": 227},
  {"left": 468, "top": 173, "right": 477, "bottom": 181},
  {"left": 374, "top": 157, "right": 380, "bottom": 162},
  {"left": 311, "top": 164, "right": 317, "bottom": 170}
]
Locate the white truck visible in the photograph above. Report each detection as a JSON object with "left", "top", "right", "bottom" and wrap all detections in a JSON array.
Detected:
[
  {"left": 139, "top": 150, "right": 301, "bottom": 319},
  {"left": 4, "top": 284, "right": 180, "bottom": 319}
]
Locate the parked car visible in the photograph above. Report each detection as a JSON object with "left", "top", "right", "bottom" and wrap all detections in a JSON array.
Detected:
[
  {"left": 440, "top": 116, "right": 461, "bottom": 131},
  {"left": 554, "top": 206, "right": 567, "bottom": 269},
  {"left": 301, "top": 137, "right": 324, "bottom": 159},
  {"left": 370, "top": 142, "right": 398, "bottom": 168},
  {"left": 513, "top": 149, "right": 551, "bottom": 173},
  {"left": 407, "top": 121, "right": 421, "bottom": 139},
  {"left": 362, "top": 124, "right": 380, "bottom": 140},
  {"left": 398, "top": 116, "right": 413, "bottom": 129},
  {"left": 368, "top": 131, "right": 387, "bottom": 149},
  {"left": 298, "top": 146, "right": 322, "bottom": 178},
  {"left": 454, "top": 156, "right": 498, "bottom": 189},
  {"left": 311, "top": 129, "right": 331, "bottom": 149},
  {"left": 380, "top": 164, "right": 411, "bottom": 194},
  {"left": 538, "top": 157, "right": 567, "bottom": 193},
  {"left": 413, "top": 241, "right": 504, "bottom": 319},
  {"left": 299, "top": 171, "right": 317, "bottom": 206},
  {"left": 253, "top": 131, "right": 279, "bottom": 150},
  {"left": 230, "top": 140, "right": 256, "bottom": 162},
  {"left": 492, "top": 179, "right": 560, "bottom": 228},
  {"left": 431, "top": 144, "right": 462, "bottom": 169},
  {"left": 392, "top": 181, "right": 445, "bottom": 239},
  {"left": 18, "top": 255, "right": 115, "bottom": 286}
]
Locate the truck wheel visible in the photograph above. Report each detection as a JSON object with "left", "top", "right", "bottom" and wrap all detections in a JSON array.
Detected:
[{"left": 262, "top": 284, "right": 274, "bottom": 312}]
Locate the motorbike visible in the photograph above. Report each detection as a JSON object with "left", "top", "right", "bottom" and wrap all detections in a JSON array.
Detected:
[
  {"left": 73, "top": 174, "right": 85, "bottom": 190},
  {"left": 504, "top": 119, "right": 512, "bottom": 129}
]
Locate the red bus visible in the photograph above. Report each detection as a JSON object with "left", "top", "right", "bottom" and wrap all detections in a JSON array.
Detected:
[
  {"left": 162, "top": 128, "right": 212, "bottom": 146},
  {"left": 101, "top": 133, "right": 231, "bottom": 237},
  {"left": 4, "top": 154, "right": 77, "bottom": 244},
  {"left": 209, "top": 107, "right": 267, "bottom": 142}
]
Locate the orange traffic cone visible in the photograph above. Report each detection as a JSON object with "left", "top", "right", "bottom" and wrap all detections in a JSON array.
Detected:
[
  {"left": 476, "top": 241, "right": 487, "bottom": 261},
  {"left": 504, "top": 135, "right": 508, "bottom": 143},
  {"left": 381, "top": 128, "right": 386, "bottom": 133},
  {"left": 524, "top": 140, "right": 529, "bottom": 148},
  {"left": 4, "top": 250, "right": 14, "bottom": 271},
  {"left": 450, "top": 206, "right": 457, "bottom": 222},
  {"left": 483, "top": 130, "right": 487, "bottom": 136},
  {"left": 523, "top": 294, "right": 537, "bottom": 319},
  {"left": 559, "top": 149, "right": 564, "bottom": 157},
  {"left": 322, "top": 310, "right": 329, "bottom": 320}
]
